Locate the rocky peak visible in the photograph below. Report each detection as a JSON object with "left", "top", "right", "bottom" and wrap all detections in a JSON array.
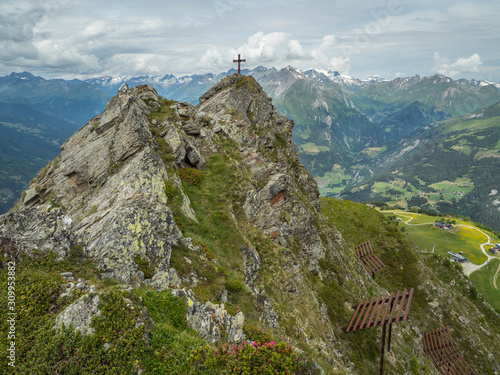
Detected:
[
  {"left": 1, "top": 83, "right": 185, "bottom": 282},
  {"left": 198, "top": 74, "right": 291, "bottom": 145},
  {"left": 0, "top": 73, "right": 337, "bottom": 347}
]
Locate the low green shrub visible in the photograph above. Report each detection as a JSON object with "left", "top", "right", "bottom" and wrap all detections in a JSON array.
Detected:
[
  {"left": 164, "top": 179, "right": 175, "bottom": 199},
  {"left": 190, "top": 341, "right": 322, "bottom": 375},
  {"left": 134, "top": 255, "right": 155, "bottom": 279},
  {"left": 242, "top": 323, "right": 274, "bottom": 344},
  {"left": 226, "top": 278, "right": 244, "bottom": 293},
  {"left": 178, "top": 167, "right": 204, "bottom": 185}
]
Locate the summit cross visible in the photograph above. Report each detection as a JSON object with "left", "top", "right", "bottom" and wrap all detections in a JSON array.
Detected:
[{"left": 233, "top": 54, "right": 246, "bottom": 75}]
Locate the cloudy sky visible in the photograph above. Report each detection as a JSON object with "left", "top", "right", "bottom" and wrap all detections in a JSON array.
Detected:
[{"left": 1, "top": 0, "right": 499, "bottom": 81}]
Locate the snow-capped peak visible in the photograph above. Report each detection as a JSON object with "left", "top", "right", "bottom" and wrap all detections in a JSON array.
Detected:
[
  {"left": 477, "top": 80, "right": 500, "bottom": 89},
  {"left": 283, "top": 66, "right": 306, "bottom": 80}
]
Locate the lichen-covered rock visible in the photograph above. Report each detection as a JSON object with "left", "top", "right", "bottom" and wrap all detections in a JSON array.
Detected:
[
  {"left": 150, "top": 268, "right": 182, "bottom": 290},
  {"left": 0, "top": 205, "right": 74, "bottom": 259},
  {"left": 54, "top": 294, "right": 101, "bottom": 336},
  {"left": 173, "top": 289, "right": 245, "bottom": 343},
  {"left": 0, "top": 85, "right": 185, "bottom": 283}
]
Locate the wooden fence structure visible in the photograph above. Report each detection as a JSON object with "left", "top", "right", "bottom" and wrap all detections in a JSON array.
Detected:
[
  {"left": 345, "top": 288, "right": 414, "bottom": 374},
  {"left": 423, "top": 327, "right": 476, "bottom": 375},
  {"left": 354, "top": 240, "right": 386, "bottom": 278}
]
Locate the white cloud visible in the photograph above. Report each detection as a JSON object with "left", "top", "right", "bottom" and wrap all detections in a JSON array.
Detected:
[
  {"left": 244, "top": 32, "right": 290, "bottom": 62},
  {"left": 0, "top": 0, "right": 498, "bottom": 81},
  {"left": 199, "top": 32, "right": 295, "bottom": 71},
  {"left": 286, "top": 39, "right": 306, "bottom": 59},
  {"left": 312, "top": 35, "right": 351, "bottom": 73},
  {"left": 433, "top": 53, "right": 483, "bottom": 78},
  {"left": 199, "top": 32, "right": 350, "bottom": 74}
]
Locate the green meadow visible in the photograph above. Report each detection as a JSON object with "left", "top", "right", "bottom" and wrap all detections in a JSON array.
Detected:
[
  {"left": 470, "top": 259, "right": 500, "bottom": 312},
  {"left": 383, "top": 210, "right": 500, "bottom": 313},
  {"left": 389, "top": 211, "right": 489, "bottom": 264}
]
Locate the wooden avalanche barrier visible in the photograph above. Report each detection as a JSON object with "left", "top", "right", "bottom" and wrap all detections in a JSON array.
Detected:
[
  {"left": 345, "top": 288, "right": 414, "bottom": 374},
  {"left": 423, "top": 327, "right": 476, "bottom": 375},
  {"left": 354, "top": 240, "right": 386, "bottom": 278}
]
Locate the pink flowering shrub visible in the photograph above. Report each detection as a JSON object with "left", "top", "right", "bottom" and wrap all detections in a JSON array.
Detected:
[
  {"left": 190, "top": 341, "right": 321, "bottom": 374},
  {"left": 178, "top": 167, "right": 204, "bottom": 185}
]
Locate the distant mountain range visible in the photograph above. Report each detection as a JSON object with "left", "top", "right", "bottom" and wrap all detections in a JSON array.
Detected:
[{"left": 1, "top": 68, "right": 500, "bottom": 230}]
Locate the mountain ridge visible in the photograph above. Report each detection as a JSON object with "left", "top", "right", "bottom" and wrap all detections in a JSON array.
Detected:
[
  {"left": 2, "top": 68, "right": 500, "bottom": 217},
  {"left": 1, "top": 76, "right": 500, "bottom": 373}
]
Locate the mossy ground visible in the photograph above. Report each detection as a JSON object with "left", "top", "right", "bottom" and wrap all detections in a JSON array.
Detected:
[
  {"left": 0, "top": 249, "right": 316, "bottom": 374},
  {"left": 167, "top": 135, "right": 270, "bottom": 325},
  {"left": 470, "top": 259, "right": 500, "bottom": 312}
]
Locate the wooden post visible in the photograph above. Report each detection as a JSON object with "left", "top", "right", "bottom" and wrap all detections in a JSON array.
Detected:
[
  {"left": 380, "top": 323, "right": 387, "bottom": 375},
  {"left": 387, "top": 323, "right": 393, "bottom": 352}
]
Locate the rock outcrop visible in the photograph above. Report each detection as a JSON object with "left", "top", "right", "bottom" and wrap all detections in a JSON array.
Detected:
[
  {"left": 1, "top": 84, "right": 187, "bottom": 283},
  {"left": 54, "top": 294, "right": 101, "bottom": 336},
  {"left": 197, "top": 74, "right": 330, "bottom": 274},
  {"left": 0, "top": 75, "right": 344, "bottom": 364}
]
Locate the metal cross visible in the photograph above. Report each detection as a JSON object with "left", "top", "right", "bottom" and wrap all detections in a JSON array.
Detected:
[{"left": 233, "top": 54, "right": 246, "bottom": 75}]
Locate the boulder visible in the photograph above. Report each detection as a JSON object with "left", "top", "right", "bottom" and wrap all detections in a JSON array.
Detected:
[{"left": 54, "top": 294, "right": 101, "bottom": 336}]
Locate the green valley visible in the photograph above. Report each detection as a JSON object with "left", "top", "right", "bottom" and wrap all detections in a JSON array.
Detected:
[{"left": 342, "top": 101, "right": 500, "bottom": 231}]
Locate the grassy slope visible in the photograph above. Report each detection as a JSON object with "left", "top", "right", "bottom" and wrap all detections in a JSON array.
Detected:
[
  {"left": 2, "top": 196, "right": 499, "bottom": 373},
  {"left": 321, "top": 199, "right": 500, "bottom": 374},
  {"left": 470, "top": 259, "right": 500, "bottom": 312}
]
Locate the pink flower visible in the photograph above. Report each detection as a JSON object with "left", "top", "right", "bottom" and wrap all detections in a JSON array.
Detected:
[{"left": 252, "top": 342, "right": 258, "bottom": 347}]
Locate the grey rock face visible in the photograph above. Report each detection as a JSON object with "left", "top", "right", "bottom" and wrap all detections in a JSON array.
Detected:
[
  {"left": 54, "top": 294, "right": 101, "bottom": 336},
  {"left": 241, "top": 245, "right": 260, "bottom": 285},
  {"left": 172, "top": 289, "right": 244, "bottom": 343},
  {"left": 0, "top": 205, "right": 74, "bottom": 259},
  {"left": 0, "top": 85, "right": 185, "bottom": 283}
]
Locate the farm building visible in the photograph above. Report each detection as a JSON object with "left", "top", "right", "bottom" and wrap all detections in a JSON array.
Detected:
[
  {"left": 434, "top": 222, "right": 453, "bottom": 230},
  {"left": 448, "top": 251, "right": 467, "bottom": 263}
]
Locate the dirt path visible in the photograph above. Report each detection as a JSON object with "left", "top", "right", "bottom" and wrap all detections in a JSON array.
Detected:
[
  {"left": 393, "top": 212, "right": 435, "bottom": 226},
  {"left": 494, "top": 261, "right": 500, "bottom": 290},
  {"left": 456, "top": 224, "right": 494, "bottom": 276}
]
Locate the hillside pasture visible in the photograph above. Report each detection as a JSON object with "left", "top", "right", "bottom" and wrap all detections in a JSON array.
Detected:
[
  {"left": 470, "top": 258, "right": 500, "bottom": 313},
  {"left": 388, "top": 211, "right": 488, "bottom": 265}
]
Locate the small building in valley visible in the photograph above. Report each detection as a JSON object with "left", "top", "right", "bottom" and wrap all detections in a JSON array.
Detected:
[
  {"left": 448, "top": 251, "right": 467, "bottom": 263},
  {"left": 434, "top": 222, "right": 453, "bottom": 230}
]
